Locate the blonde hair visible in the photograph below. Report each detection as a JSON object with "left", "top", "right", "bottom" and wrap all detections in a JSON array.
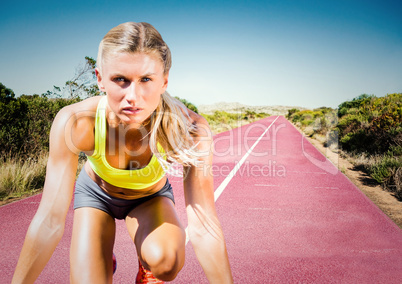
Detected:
[{"left": 98, "top": 22, "right": 199, "bottom": 170}]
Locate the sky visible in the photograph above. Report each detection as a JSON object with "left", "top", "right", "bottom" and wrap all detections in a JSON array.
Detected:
[{"left": 1, "top": 0, "right": 401, "bottom": 109}]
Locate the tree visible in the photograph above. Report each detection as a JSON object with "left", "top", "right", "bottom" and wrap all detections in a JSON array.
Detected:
[
  {"left": 0, "top": 82, "right": 81, "bottom": 157},
  {"left": 51, "top": 56, "right": 100, "bottom": 99},
  {"left": 0, "top": 83, "right": 27, "bottom": 156},
  {"left": 0, "top": 82, "right": 16, "bottom": 103}
]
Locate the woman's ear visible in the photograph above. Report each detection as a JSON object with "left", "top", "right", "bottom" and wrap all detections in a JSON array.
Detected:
[
  {"left": 162, "top": 72, "right": 169, "bottom": 92},
  {"left": 95, "top": 68, "right": 106, "bottom": 92}
]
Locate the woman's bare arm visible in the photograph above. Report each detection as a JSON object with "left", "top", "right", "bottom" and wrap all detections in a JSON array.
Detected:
[
  {"left": 183, "top": 115, "right": 233, "bottom": 283},
  {"left": 12, "top": 103, "right": 93, "bottom": 283}
]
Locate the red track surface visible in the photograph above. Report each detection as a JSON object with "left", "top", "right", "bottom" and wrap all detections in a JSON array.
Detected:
[{"left": 1, "top": 116, "right": 401, "bottom": 283}]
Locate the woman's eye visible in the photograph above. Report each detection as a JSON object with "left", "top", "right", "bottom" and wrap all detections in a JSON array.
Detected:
[
  {"left": 141, "top": 77, "right": 151, "bottom": 82},
  {"left": 113, "top": 77, "right": 126, "bottom": 83}
]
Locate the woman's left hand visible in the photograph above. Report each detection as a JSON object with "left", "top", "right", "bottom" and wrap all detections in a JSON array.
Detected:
[{"left": 183, "top": 116, "right": 233, "bottom": 284}]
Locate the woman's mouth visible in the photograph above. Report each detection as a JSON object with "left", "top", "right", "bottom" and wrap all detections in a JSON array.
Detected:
[{"left": 122, "top": 106, "right": 142, "bottom": 115}]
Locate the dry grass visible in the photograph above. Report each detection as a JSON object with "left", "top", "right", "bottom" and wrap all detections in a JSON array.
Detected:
[
  {"left": 352, "top": 152, "right": 381, "bottom": 168},
  {"left": 0, "top": 152, "right": 86, "bottom": 202},
  {"left": 0, "top": 153, "right": 48, "bottom": 200},
  {"left": 345, "top": 152, "right": 402, "bottom": 200}
]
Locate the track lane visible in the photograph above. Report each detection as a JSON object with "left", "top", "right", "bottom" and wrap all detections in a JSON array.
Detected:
[
  {"left": 214, "top": 116, "right": 402, "bottom": 283},
  {"left": 1, "top": 116, "right": 401, "bottom": 283}
]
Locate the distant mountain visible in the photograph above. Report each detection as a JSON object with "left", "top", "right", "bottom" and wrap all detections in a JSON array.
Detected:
[{"left": 198, "top": 102, "right": 307, "bottom": 116}]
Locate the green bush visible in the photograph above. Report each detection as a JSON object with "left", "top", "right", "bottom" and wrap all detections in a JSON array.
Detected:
[
  {"left": 175, "top": 96, "right": 198, "bottom": 113},
  {"left": 369, "top": 155, "right": 401, "bottom": 184},
  {"left": 288, "top": 93, "right": 401, "bottom": 199},
  {"left": 288, "top": 108, "right": 337, "bottom": 135},
  {"left": 202, "top": 110, "right": 269, "bottom": 134},
  {"left": 337, "top": 94, "right": 374, "bottom": 117},
  {"left": 387, "top": 145, "right": 402, "bottom": 157},
  {"left": 337, "top": 93, "right": 401, "bottom": 155},
  {"left": 0, "top": 83, "right": 81, "bottom": 158},
  {"left": 286, "top": 108, "right": 299, "bottom": 118},
  {"left": 301, "top": 119, "right": 314, "bottom": 126}
]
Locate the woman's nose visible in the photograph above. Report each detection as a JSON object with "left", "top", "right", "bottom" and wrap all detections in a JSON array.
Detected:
[{"left": 125, "top": 83, "right": 137, "bottom": 103}]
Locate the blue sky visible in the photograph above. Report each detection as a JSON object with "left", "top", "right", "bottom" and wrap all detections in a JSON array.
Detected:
[{"left": 1, "top": 0, "right": 401, "bottom": 108}]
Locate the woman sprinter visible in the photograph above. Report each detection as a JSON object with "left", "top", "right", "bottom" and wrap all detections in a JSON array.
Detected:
[{"left": 12, "top": 22, "right": 233, "bottom": 284}]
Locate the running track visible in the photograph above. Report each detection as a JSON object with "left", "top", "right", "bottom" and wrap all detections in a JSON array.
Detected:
[{"left": 1, "top": 116, "right": 401, "bottom": 283}]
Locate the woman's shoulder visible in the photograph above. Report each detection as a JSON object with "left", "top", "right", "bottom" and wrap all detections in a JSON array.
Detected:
[
  {"left": 188, "top": 109, "right": 208, "bottom": 126},
  {"left": 182, "top": 107, "right": 211, "bottom": 139},
  {"left": 54, "top": 96, "right": 102, "bottom": 123},
  {"left": 59, "top": 95, "right": 103, "bottom": 115},
  {"left": 51, "top": 96, "right": 103, "bottom": 154}
]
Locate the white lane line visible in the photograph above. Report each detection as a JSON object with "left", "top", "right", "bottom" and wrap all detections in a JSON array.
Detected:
[
  {"left": 249, "top": 208, "right": 273, "bottom": 210},
  {"left": 287, "top": 171, "right": 327, "bottom": 175},
  {"left": 185, "top": 116, "right": 280, "bottom": 244},
  {"left": 213, "top": 116, "right": 280, "bottom": 202},
  {"left": 314, "top": 186, "right": 339, "bottom": 190}
]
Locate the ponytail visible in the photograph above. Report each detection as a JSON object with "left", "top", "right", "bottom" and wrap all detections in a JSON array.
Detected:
[{"left": 149, "top": 92, "right": 200, "bottom": 173}]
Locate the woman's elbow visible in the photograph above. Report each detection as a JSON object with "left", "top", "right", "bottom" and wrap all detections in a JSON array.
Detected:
[{"left": 29, "top": 211, "right": 66, "bottom": 241}]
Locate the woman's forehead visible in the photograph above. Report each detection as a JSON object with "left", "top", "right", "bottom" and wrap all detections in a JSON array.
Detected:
[{"left": 102, "top": 52, "right": 164, "bottom": 74}]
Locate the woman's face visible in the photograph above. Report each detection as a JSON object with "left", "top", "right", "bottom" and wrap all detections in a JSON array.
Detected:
[{"left": 96, "top": 52, "right": 168, "bottom": 125}]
